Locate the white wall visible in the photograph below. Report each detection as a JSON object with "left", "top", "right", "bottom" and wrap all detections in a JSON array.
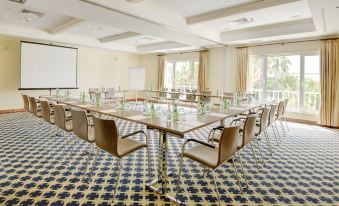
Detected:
[{"left": 0, "top": 36, "right": 141, "bottom": 110}]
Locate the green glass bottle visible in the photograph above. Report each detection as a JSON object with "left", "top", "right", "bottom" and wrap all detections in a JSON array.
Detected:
[
  {"left": 173, "top": 104, "right": 178, "bottom": 122},
  {"left": 150, "top": 102, "right": 155, "bottom": 117},
  {"left": 223, "top": 97, "right": 227, "bottom": 109}
]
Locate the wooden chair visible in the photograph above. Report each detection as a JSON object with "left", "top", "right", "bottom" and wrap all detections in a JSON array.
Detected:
[
  {"left": 90, "top": 115, "right": 151, "bottom": 203},
  {"left": 28, "top": 97, "right": 41, "bottom": 117},
  {"left": 70, "top": 108, "right": 95, "bottom": 179},
  {"left": 175, "top": 125, "right": 242, "bottom": 205},
  {"left": 40, "top": 101, "right": 54, "bottom": 124},
  {"left": 22, "top": 94, "right": 30, "bottom": 111}
]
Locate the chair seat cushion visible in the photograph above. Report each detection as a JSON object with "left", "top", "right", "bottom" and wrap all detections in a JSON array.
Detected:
[
  {"left": 118, "top": 138, "right": 146, "bottom": 157},
  {"left": 183, "top": 145, "right": 219, "bottom": 169}
]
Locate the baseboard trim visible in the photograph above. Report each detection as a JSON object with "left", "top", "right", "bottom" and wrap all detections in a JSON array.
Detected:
[
  {"left": 0, "top": 109, "right": 25, "bottom": 114},
  {"left": 285, "top": 117, "right": 317, "bottom": 125}
]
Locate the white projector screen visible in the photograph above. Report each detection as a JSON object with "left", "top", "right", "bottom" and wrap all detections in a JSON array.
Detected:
[{"left": 20, "top": 42, "right": 77, "bottom": 89}]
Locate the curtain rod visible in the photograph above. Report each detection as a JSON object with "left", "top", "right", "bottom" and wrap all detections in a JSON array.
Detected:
[
  {"left": 237, "top": 37, "right": 339, "bottom": 49},
  {"left": 157, "top": 49, "right": 208, "bottom": 56}
]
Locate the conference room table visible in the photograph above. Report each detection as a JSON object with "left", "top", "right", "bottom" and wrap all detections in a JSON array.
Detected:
[{"left": 40, "top": 95, "right": 269, "bottom": 203}]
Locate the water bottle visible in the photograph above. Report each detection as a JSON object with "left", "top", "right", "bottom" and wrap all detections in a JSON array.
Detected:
[
  {"left": 173, "top": 104, "right": 178, "bottom": 122},
  {"left": 150, "top": 102, "right": 155, "bottom": 117},
  {"left": 96, "top": 93, "right": 100, "bottom": 106},
  {"left": 224, "top": 97, "right": 228, "bottom": 109}
]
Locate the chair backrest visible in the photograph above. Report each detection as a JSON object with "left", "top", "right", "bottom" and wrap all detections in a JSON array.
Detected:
[
  {"left": 268, "top": 104, "right": 278, "bottom": 126},
  {"left": 277, "top": 101, "right": 284, "bottom": 119},
  {"left": 171, "top": 89, "right": 179, "bottom": 99},
  {"left": 22, "top": 94, "right": 30, "bottom": 111},
  {"left": 258, "top": 107, "right": 270, "bottom": 134},
  {"left": 185, "top": 93, "right": 196, "bottom": 102},
  {"left": 106, "top": 88, "right": 115, "bottom": 99},
  {"left": 283, "top": 99, "right": 289, "bottom": 115},
  {"left": 28, "top": 97, "right": 39, "bottom": 116},
  {"left": 40, "top": 101, "right": 51, "bottom": 123},
  {"left": 53, "top": 104, "right": 67, "bottom": 130},
  {"left": 70, "top": 109, "right": 89, "bottom": 141},
  {"left": 218, "top": 125, "right": 240, "bottom": 165},
  {"left": 240, "top": 115, "right": 257, "bottom": 147},
  {"left": 92, "top": 115, "right": 119, "bottom": 156},
  {"left": 199, "top": 90, "right": 212, "bottom": 102}
]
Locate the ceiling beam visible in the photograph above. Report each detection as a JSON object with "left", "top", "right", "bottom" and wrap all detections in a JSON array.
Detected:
[
  {"left": 100, "top": 31, "right": 140, "bottom": 43},
  {"left": 221, "top": 18, "right": 316, "bottom": 42},
  {"left": 187, "top": 0, "right": 300, "bottom": 24},
  {"left": 50, "top": 18, "right": 84, "bottom": 34},
  {"left": 137, "top": 41, "right": 190, "bottom": 53},
  {"left": 126, "top": 0, "right": 144, "bottom": 4}
]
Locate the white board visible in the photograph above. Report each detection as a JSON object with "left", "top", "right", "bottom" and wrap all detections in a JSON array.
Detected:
[
  {"left": 20, "top": 42, "right": 77, "bottom": 89},
  {"left": 129, "top": 67, "right": 145, "bottom": 90}
]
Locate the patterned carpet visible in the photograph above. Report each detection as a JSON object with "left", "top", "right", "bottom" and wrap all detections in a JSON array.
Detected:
[{"left": 0, "top": 112, "right": 338, "bottom": 206}]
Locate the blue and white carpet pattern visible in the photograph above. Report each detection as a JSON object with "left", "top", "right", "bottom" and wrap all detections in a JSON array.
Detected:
[{"left": 0, "top": 112, "right": 338, "bottom": 205}]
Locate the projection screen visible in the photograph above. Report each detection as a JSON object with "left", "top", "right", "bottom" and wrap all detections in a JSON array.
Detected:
[{"left": 20, "top": 42, "right": 77, "bottom": 89}]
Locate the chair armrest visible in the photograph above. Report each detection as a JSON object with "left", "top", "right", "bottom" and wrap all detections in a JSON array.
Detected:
[
  {"left": 213, "top": 125, "right": 224, "bottom": 131},
  {"left": 184, "top": 138, "right": 215, "bottom": 149},
  {"left": 120, "top": 130, "right": 147, "bottom": 139},
  {"left": 230, "top": 117, "right": 246, "bottom": 125}
]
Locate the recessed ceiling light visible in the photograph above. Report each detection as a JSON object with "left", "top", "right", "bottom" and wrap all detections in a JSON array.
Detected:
[
  {"left": 22, "top": 18, "right": 31, "bottom": 22},
  {"left": 97, "top": 27, "right": 104, "bottom": 31}
]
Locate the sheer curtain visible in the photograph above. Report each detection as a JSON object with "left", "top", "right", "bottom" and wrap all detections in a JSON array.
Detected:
[
  {"left": 236, "top": 47, "right": 249, "bottom": 93},
  {"left": 157, "top": 55, "right": 165, "bottom": 89},
  {"left": 319, "top": 39, "right": 339, "bottom": 127},
  {"left": 198, "top": 50, "right": 209, "bottom": 91}
]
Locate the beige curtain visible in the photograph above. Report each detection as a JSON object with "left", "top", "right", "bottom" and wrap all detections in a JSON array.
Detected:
[
  {"left": 236, "top": 47, "right": 249, "bottom": 94},
  {"left": 157, "top": 55, "right": 165, "bottom": 89},
  {"left": 198, "top": 50, "right": 209, "bottom": 91},
  {"left": 319, "top": 39, "right": 339, "bottom": 127}
]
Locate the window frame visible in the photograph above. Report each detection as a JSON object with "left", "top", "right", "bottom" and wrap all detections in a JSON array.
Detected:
[
  {"left": 164, "top": 59, "right": 199, "bottom": 90},
  {"left": 250, "top": 51, "right": 320, "bottom": 113}
]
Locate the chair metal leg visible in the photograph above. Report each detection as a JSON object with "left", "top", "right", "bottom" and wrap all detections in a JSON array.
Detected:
[
  {"left": 237, "top": 151, "right": 249, "bottom": 188},
  {"left": 211, "top": 171, "right": 221, "bottom": 206},
  {"left": 112, "top": 158, "right": 123, "bottom": 204},
  {"left": 249, "top": 142, "right": 260, "bottom": 172},
  {"left": 88, "top": 147, "right": 99, "bottom": 183},
  {"left": 274, "top": 122, "right": 283, "bottom": 142},
  {"left": 271, "top": 126, "right": 280, "bottom": 146},
  {"left": 231, "top": 158, "right": 243, "bottom": 193},
  {"left": 279, "top": 120, "right": 286, "bottom": 136},
  {"left": 255, "top": 137, "right": 265, "bottom": 165},
  {"left": 283, "top": 116, "right": 289, "bottom": 131},
  {"left": 175, "top": 153, "right": 184, "bottom": 198},
  {"left": 82, "top": 143, "right": 94, "bottom": 181},
  {"left": 264, "top": 131, "right": 273, "bottom": 156},
  {"left": 146, "top": 147, "right": 152, "bottom": 181}
]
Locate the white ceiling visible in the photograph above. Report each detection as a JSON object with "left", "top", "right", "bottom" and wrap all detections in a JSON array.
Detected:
[
  {"left": 145, "top": 0, "right": 254, "bottom": 17},
  {"left": 205, "top": 0, "right": 312, "bottom": 31},
  {"left": 68, "top": 22, "right": 125, "bottom": 39},
  {"left": 0, "top": 0, "right": 338, "bottom": 53}
]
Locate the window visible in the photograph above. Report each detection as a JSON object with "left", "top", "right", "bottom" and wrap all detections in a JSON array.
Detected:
[
  {"left": 249, "top": 53, "right": 320, "bottom": 113},
  {"left": 164, "top": 60, "right": 199, "bottom": 90}
]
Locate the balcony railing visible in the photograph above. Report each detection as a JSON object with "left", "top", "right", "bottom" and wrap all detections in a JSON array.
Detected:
[{"left": 253, "top": 89, "right": 320, "bottom": 112}]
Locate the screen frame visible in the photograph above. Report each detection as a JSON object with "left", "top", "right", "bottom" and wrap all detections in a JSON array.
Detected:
[{"left": 18, "top": 41, "right": 79, "bottom": 90}]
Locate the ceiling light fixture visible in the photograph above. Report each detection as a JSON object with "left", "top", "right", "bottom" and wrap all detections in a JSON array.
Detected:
[{"left": 22, "top": 17, "right": 31, "bottom": 22}]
